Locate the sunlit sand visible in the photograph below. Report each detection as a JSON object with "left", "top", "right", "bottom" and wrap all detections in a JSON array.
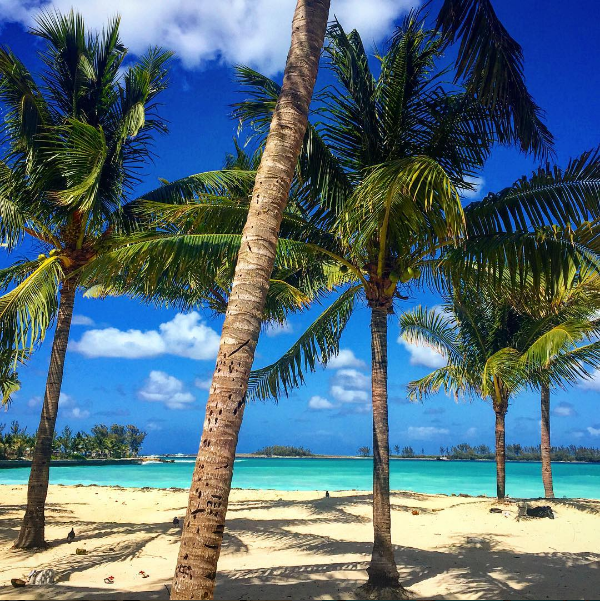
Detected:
[{"left": 1, "top": 485, "right": 599, "bottom": 600}]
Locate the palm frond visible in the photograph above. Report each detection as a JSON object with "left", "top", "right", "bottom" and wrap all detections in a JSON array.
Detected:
[
  {"left": 0, "top": 48, "right": 51, "bottom": 159},
  {"left": 345, "top": 156, "right": 464, "bottom": 266},
  {"left": 0, "top": 346, "right": 28, "bottom": 406},
  {"left": 233, "top": 66, "right": 353, "bottom": 229},
  {"left": 465, "top": 148, "right": 600, "bottom": 235},
  {"left": 247, "top": 285, "right": 362, "bottom": 401},
  {"left": 446, "top": 226, "right": 600, "bottom": 299},
  {"left": 400, "top": 305, "right": 460, "bottom": 362},
  {"left": 135, "top": 170, "right": 256, "bottom": 204},
  {"left": 520, "top": 321, "right": 599, "bottom": 370},
  {"left": 0, "top": 256, "right": 63, "bottom": 350},
  {"left": 40, "top": 118, "right": 108, "bottom": 211},
  {"left": 435, "top": 0, "right": 553, "bottom": 157},
  {"left": 481, "top": 347, "right": 523, "bottom": 397},
  {"left": 407, "top": 364, "right": 476, "bottom": 402},
  {"left": 544, "top": 340, "right": 600, "bottom": 388}
]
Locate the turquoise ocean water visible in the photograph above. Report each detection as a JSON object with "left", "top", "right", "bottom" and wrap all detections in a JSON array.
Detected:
[{"left": 1, "top": 457, "right": 599, "bottom": 498}]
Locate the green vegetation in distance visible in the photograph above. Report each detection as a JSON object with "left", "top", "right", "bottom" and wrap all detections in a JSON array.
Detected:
[
  {"left": 252, "top": 445, "right": 314, "bottom": 457},
  {"left": 391, "top": 444, "right": 600, "bottom": 462},
  {"left": 0, "top": 422, "right": 146, "bottom": 460}
]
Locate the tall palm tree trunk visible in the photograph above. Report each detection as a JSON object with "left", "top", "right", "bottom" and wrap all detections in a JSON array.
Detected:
[
  {"left": 170, "top": 2, "right": 330, "bottom": 599},
  {"left": 363, "top": 305, "right": 406, "bottom": 598},
  {"left": 494, "top": 403, "right": 507, "bottom": 500},
  {"left": 14, "top": 281, "right": 76, "bottom": 549},
  {"left": 540, "top": 383, "right": 554, "bottom": 498}
]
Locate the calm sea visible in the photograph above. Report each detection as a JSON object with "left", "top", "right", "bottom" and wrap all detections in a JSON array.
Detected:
[{"left": 1, "top": 457, "right": 599, "bottom": 498}]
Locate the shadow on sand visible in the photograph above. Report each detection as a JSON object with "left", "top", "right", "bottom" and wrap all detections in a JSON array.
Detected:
[{"left": 0, "top": 492, "right": 598, "bottom": 600}]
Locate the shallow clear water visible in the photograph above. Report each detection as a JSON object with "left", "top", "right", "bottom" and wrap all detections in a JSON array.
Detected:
[{"left": 1, "top": 457, "right": 599, "bottom": 498}]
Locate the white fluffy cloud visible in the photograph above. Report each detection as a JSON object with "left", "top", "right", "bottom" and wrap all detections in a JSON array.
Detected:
[
  {"left": 72, "top": 312, "right": 220, "bottom": 360},
  {"left": 398, "top": 337, "right": 446, "bottom": 369},
  {"left": 552, "top": 402, "right": 576, "bottom": 417},
  {"left": 458, "top": 176, "right": 485, "bottom": 200},
  {"left": 308, "top": 395, "right": 335, "bottom": 410},
  {"left": 327, "top": 349, "right": 366, "bottom": 370},
  {"left": 579, "top": 370, "right": 600, "bottom": 391},
  {"left": 59, "top": 392, "right": 75, "bottom": 407},
  {"left": 194, "top": 377, "right": 212, "bottom": 391},
  {"left": 265, "top": 321, "right": 293, "bottom": 338},
  {"left": 139, "top": 370, "right": 195, "bottom": 410},
  {"left": 72, "top": 314, "right": 95, "bottom": 326},
  {"left": 330, "top": 386, "right": 369, "bottom": 403},
  {"left": 33, "top": 392, "right": 91, "bottom": 419},
  {"left": 587, "top": 426, "right": 600, "bottom": 437},
  {"left": 407, "top": 426, "right": 449, "bottom": 440},
  {"left": 158, "top": 313, "right": 220, "bottom": 359},
  {"left": 334, "top": 368, "right": 370, "bottom": 390},
  {"left": 306, "top": 350, "right": 370, "bottom": 411},
  {"left": 65, "top": 407, "right": 91, "bottom": 419},
  {"left": 0, "top": 0, "right": 416, "bottom": 75},
  {"left": 330, "top": 368, "right": 370, "bottom": 404},
  {"left": 27, "top": 396, "right": 41, "bottom": 408}
]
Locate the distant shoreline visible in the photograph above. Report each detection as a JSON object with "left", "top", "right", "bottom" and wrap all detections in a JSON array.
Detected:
[
  {"left": 2, "top": 454, "right": 597, "bottom": 469},
  {"left": 235, "top": 455, "right": 600, "bottom": 464},
  {"left": 0, "top": 457, "right": 173, "bottom": 470}
]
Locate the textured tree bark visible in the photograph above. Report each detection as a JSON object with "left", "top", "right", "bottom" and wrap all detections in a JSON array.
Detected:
[
  {"left": 494, "top": 405, "right": 507, "bottom": 500},
  {"left": 540, "top": 383, "right": 554, "bottom": 498},
  {"left": 170, "top": 2, "right": 330, "bottom": 599},
  {"left": 14, "top": 281, "right": 76, "bottom": 549},
  {"left": 363, "top": 306, "right": 407, "bottom": 598}
]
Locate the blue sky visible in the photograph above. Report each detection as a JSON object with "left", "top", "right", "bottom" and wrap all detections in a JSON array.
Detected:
[{"left": 1, "top": 0, "right": 599, "bottom": 455}]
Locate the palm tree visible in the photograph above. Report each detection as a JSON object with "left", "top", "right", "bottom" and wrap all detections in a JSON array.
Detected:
[
  {"left": 400, "top": 269, "right": 600, "bottom": 499},
  {"left": 167, "top": 1, "right": 331, "bottom": 598},
  {"left": 231, "top": 16, "right": 600, "bottom": 596},
  {"left": 0, "top": 11, "right": 173, "bottom": 548},
  {"left": 507, "top": 264, "right": 600, "bottom": 497}
]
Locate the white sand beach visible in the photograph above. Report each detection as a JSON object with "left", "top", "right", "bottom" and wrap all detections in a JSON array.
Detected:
[{"left": 0, "top": 485, "right": 599, "bottom": 600}]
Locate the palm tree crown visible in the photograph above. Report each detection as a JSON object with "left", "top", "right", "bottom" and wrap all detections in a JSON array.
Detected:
[{"left": 0, "top": 10, "right": 171, "bottom": 352}]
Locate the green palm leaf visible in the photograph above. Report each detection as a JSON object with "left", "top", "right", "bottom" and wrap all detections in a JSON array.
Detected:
[
  {"left": 247, "top": 285, "right": 362, "bottom": 401},
  {"left": 400, "top": 305, "right": 460, "bottom": 362},
  {"left": 0, "top": 256, "right": 63, "bottom": 350},
  {"left": 40, "top": 118, "right": 108, "bottom": 211},
  {"left": 465, "top": 148, "right": 600, "bottom": 236},
  {"left": 435, "top": 0, "right": 553, "bottom": 157},
  {"left": 520, "top": 320, "right": 600, "bottom": 373},
  {"left": 407, "top": 364, "right": 476, "bottom": 402},
  {"left": 346, "top": 156, "right": 464, "bottom": 269},
  {"left": 0, "top": 48, "right": 51, "bottom": 158}
]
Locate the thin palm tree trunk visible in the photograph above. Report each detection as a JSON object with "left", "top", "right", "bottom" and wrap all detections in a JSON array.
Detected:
[
  {"left": 170, "top": 2, "right": 330, "bottom": 599},
  {"left": 495, "top": 406, "right": 507, "bottom": 500},
  {"left": 14, "top": 281, "right": 76, "bottom": 549},
  {"left": 540, "top": 383, "right": 554, "bottom": 498},
  {"left": 365, "top": 306, "right": 405, "bottom": 595}
]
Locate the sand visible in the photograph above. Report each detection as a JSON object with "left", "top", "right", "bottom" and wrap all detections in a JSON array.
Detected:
[{"left": 0, "top": 485, "right": 599, "bottom": 600}]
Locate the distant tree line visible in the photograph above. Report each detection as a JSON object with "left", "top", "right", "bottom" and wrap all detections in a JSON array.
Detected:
[
  {"left": 0, "top": 422, "right": 146, "bottom": 460},
  {"left": 253, "top": 445, "right": 313, "bottom": 457},
  {"left": 388, "top": 443, "right": 600, "bottom": 462},
  {"left": 442, "top": 443, "right": 600, "bottom": 462}
]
